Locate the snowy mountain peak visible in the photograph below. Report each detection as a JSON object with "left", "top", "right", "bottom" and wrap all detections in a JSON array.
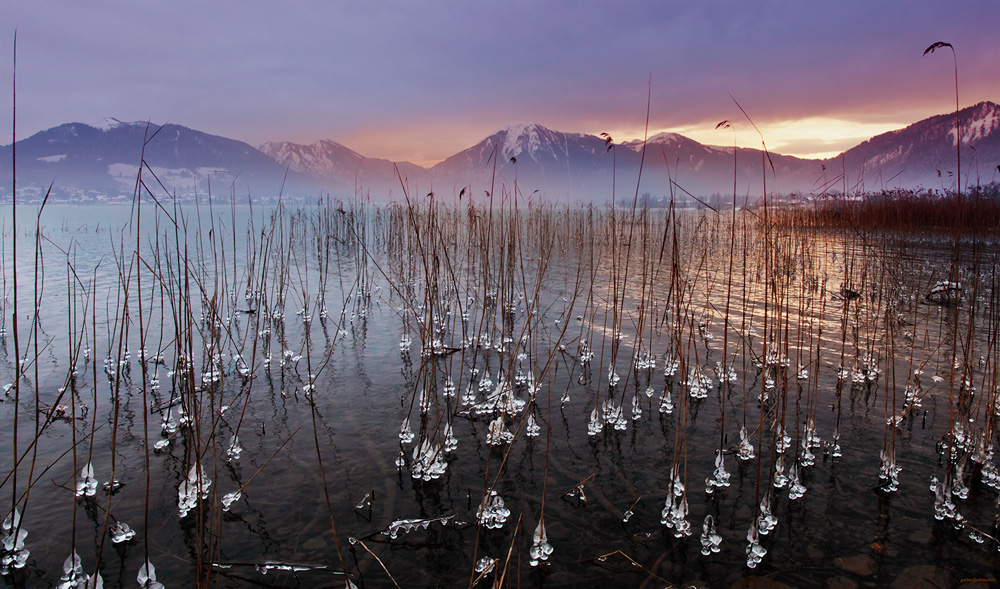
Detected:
[
  {"left": 619, "top": 132, "right": 688, "bottom": 152},
  {"left": 94, "top": 117, "right": 124, "bottom": 131},
  {"left": 647, "top": 131, "right": 685, "bottom": 144},
  {"left": 492, "top": 122, "right": 548, "bottom": 137},
  {"left": 488, "top": 122, "right": 564, "bottom": 162},
  {"left": 92, "top": 117, "right": 144, "bottom": 131},
  {"left": 258, "top": 139, "right": 364, "bottom": 179},
  {"left": 951, "top": 101, "right": 1000, "bottom": 146}
]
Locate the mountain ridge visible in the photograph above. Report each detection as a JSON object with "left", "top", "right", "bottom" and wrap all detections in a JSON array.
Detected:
[{"left": 3, "top": 101, "right": 998, "bottom": 203}]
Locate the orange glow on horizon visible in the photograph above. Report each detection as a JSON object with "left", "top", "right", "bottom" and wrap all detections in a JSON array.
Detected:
[{"left": 617, "top": 117, "right": 911, "bottom": 161}]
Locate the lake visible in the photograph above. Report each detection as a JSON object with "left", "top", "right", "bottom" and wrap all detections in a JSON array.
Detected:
[{"left": 1, "top": 199, "right": 998, "bottom": 588}]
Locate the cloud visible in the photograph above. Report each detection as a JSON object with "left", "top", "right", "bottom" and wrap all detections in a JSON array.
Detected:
[{"left": 1, "top": 0, "right": 998, "bottom": 163}]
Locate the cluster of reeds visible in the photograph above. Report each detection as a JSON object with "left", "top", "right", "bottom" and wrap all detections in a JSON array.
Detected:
[{"left": 779, "top": 184, "right": 1000, "bottom": 231}]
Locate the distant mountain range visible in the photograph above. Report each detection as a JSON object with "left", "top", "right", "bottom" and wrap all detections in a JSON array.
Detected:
[{"left": 3, "top": 103, "right": 998, "bottom": 204}]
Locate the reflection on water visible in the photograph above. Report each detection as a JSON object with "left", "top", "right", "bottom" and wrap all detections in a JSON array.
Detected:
[{"left": 1, "top": 202, "right": 999, "bottom": 587}]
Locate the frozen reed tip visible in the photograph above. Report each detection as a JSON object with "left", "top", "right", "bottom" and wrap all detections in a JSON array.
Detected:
[
  {"left": 398, "top": 418, "right": 414, "bottom": 444},
  {"left": 75, "top": 462, "right": 98, "bottom": 498},
  {"left": 700, "top": 515, "right": 722, "bottom": 555},
  {"left": 1, "top": 508, "right": 29, "bottom": 573},
  {"left": 529, "top": 519, "right": 554, "bottom": 566},
  {"left": 737, "top": 426, "right": 756, "bottom": 461},
  {"left": 705, "top": 449, "right": 731, "bottom": 493},
  {"left": 745, "top": 523, "right": 767, "bottom": 568},
  {"left": 476, "top": 491, "right": 510, "bottom": 529},
  {"left": 659, "top": 388, "right": 674, "bottom": 414},
  {"left": 138, "top": 561, "right": 164, "bottom": 589},
  {"left": 485, "top": 417, "right": 514, "bottom": 446},
  {"left": 221, "top": 491, "right": 242, "bottom": 512},
  {"left": 110, "top": 521, "right": 136, "bottom": 543}
]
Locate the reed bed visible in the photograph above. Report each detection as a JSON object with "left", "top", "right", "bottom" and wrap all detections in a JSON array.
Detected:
[
  {"left": 1, "top": 169, "right": 999, "bottom": 587},
  {"left": 779, "top": 183, "right": 1000, "bottom": 231}
]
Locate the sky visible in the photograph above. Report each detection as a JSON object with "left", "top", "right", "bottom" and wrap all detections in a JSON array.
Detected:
[{"left": 1, "top": 1, "right": 998, "bottom": 168}]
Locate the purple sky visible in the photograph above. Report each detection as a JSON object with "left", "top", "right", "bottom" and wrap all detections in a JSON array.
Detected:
[{"left": 2, "top": 1, "right": 998, "bottom": 167}]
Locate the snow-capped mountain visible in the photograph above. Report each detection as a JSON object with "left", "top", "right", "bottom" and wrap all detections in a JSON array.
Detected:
[
  {"left": 258, "top": 139, "right": 426, "bottom": 198},
  {"left": 92, "top": 117, "right": 139, "bottom": 132},
  {"left": 838, "top": 101, "right": 1000, "bottom": 192},
  {"left": 429, "top": 122, "right": 615, "bottom": 200}
]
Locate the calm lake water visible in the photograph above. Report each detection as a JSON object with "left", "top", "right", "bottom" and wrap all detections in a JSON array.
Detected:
[{"left": 1, "top": 202, "right": 999, "bottom": 588}]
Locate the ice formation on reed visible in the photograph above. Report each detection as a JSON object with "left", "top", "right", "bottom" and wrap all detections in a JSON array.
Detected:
[{"left": 529, "top": 518, "right": 553, "bottom": 566}]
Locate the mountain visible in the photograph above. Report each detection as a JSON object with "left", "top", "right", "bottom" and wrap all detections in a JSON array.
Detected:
[
  {"left": 837, "top": 101, "right": 1000, "bottom": 192},
  {"left": 258, "top": 139, "right": 426, "bottom": 199},
  {"left": 427, "top": 122, "right": 822, "bottom": 202},
  {"left": 427, "top": 103, "right": 999, "bottom": 202},
  {"left": 617, "top": 130, "right": 822, "bottom": 201},
  {"left": 428, "top": 123, "right": 615, "bottom": 200},
  {"left": 0, "top": 120, "right": 329, "bottom": 202},
  {"left": 3, "top": 102, "right": 998, "bottom": 204}
]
